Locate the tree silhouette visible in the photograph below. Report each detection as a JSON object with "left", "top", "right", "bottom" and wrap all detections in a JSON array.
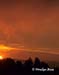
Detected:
[
  {"left": 0, "top": 57, "right": 58, "bottom": 75},
  {"left": 24, "top": 57, "right": 33, "bottom": 72},
  {"left": 34, "top": 57, "right": 41, "bottom": 68}
]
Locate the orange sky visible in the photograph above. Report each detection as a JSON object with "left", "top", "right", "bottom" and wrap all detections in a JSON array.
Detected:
[{"left": 0, "top": 0, "right": 59, "bottom": 61}]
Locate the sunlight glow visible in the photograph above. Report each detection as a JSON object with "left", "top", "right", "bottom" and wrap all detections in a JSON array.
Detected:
[
  {"left": 0, "top": 44, "right": 16, "bottom": 51},
  {"left": 0, "top": 56, "right": 3, "bottom": 60}
]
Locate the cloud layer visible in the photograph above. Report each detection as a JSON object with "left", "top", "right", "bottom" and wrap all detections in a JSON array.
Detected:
[{"left": 0, "top": 0, "right": 59, "bottom": 61}]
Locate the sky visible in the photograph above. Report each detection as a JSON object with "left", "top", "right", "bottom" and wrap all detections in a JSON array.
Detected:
[{"left": 0, "top": 0, "right": 59, "bottom": 61}]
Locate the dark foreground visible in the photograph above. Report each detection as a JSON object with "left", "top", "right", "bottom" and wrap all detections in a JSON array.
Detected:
[{"left": 0, "top": 57, "right": 59, "bottom": 75}]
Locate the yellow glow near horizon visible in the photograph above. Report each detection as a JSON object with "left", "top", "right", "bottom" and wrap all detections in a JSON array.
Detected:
[
  {"left": 0, "top": 56, "right": 3, "bottom": 60},
  {"left": 0, "top": 44, "right": 16, "bottom": 51}
]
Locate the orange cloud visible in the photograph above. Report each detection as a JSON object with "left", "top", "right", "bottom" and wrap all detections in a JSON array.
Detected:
[{"left": 0, "top": 0, "right": 59, "bottom": 61}]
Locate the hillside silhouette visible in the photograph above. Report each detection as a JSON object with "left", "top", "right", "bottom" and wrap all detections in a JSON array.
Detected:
[{"left": 0, "top": 57, "right": 59, "bottom": 75}]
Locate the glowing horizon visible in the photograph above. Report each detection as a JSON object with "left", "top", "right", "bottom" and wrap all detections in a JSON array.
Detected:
[
  {"left": 0, "top": 44, "right": 59, "bottom": 55},
  {"left": 0, "top": 55, "right": 4, "bottom": 60},
  {"left": 0, "top": 44, "right": 16, "bottom": 51}
]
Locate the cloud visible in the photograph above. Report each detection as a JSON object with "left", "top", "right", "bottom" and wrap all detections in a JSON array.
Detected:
[
  {"left": 0, "top": 0, "right": 59, "bottom": 61},
  {"left": 0, "top": 0, "right": 59, "bottom": 49}
]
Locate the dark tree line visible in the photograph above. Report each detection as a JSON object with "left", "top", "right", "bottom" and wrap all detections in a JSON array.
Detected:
[{"left": 0, "top": 57, "right": 59, "bottom": 75}]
